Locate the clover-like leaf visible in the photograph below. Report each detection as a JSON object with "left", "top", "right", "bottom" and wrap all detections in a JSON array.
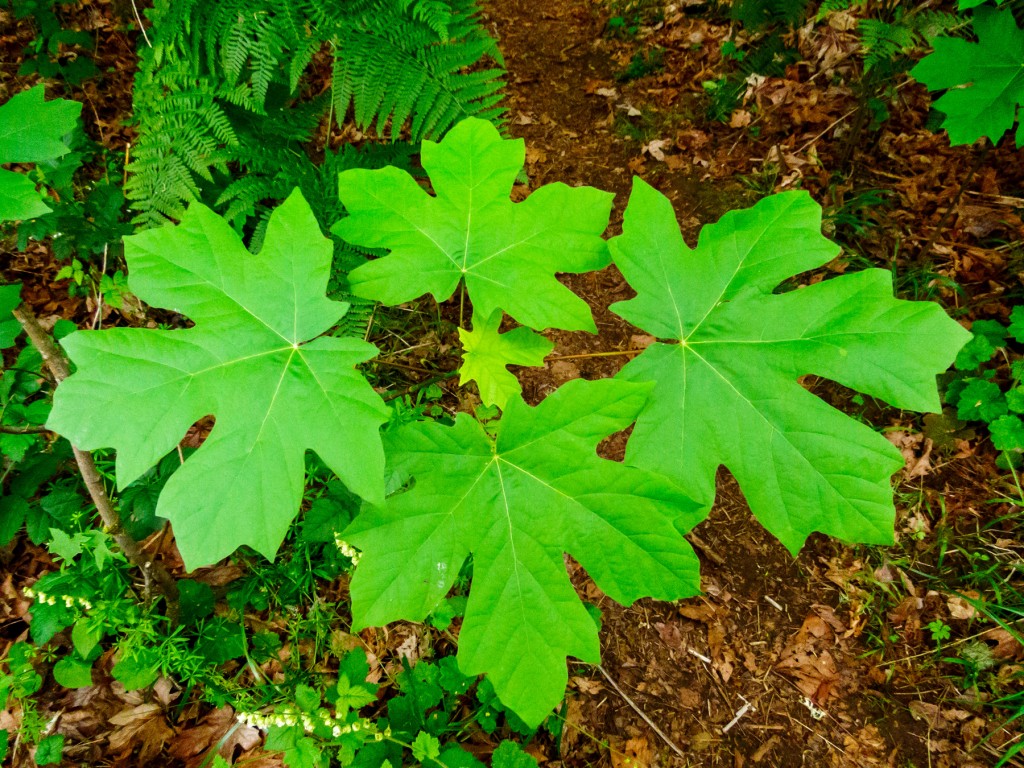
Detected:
[
  {"left": 458, "top": 309, "right": 553, "bottom": 409},
  {"left": 912, "top": 8, "right": 1024, "bottom": 147},
  {"left": 1009, "top": 305, "right": 1024, "bottom": 343},
  {"left": 345, "top": 378, "right": 702, "bottom": 726},
  {"left": 333, "top": 118, "right": 614, "bottom": 332},
  {"left": 957, "top": 378, "right": 1008, "bottom": 421},
  {"left": 991, "top": 414, "right": 1024, "bottom": 451},
  {"left": 48, "top": 190, "right": 389, "bottom": 569},
  {"left": 1007, "top": 387, "right": 1024, "bottom": 414},
  {"left": 0, "top": 86, "right": 81, "bottom": 221},
  {"left": 609, "top": 179, "right": 970, "bottom": 554}
]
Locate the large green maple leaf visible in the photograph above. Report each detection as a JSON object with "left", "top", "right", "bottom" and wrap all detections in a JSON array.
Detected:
[
  {"left": 911, "top": 7, "right": 1024, "bottom": 146},
  {"left": 332, "top": 118, "right": 614, "bottom": 332},
  {"left": 48, "top": 190, "right": 389, "bottom": 568},
  {"left": 0, "top": 85, "right": 81, "bottom": 221},
  {"left": 610, "top": 179, "right": 970, "bottom": 554},
  {"left": 344, "top": 378, "right": 702, "bottom": 726}
]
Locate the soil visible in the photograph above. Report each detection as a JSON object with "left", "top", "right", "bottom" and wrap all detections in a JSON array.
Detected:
[{"left": 2, "top": 0, "right": 1024, "bottom": 766}]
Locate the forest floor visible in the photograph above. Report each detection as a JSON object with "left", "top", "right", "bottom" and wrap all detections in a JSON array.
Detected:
[
  {"left": 2, "top": 0, "right": 1024, "bottom": 767},
  {"left": 487, "top": 1, "right": 1024, "bottom": 767}
]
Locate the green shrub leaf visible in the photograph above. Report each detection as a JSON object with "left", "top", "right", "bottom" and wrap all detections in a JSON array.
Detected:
[
  {"left": 0, "top": 283, "right": 21, "bottom": 349},
  {"left": 334, "top": 118, "right": 614, "bottom": 332},
  {"left": 48, "top": 190, "right": 389, "bottom": 569},
  {"left": 609, "top": 179, "right": 969, "bottom": 554},
  {"left": 346, "top": 378, "right": 702, "bottom": 726},
  {"left": 0, "top": 86, "right": 81, "bottom": 221},
  {"left": 0, "top": 85, "right": 80, "bottom": 165},
  {"left": 911, "top": 8, "right": 1024, "bottom": 147},
  {"left": 53, "top": 656, "right": 93, "bottom": 688},
  {"left": 34, "top": 734, "right": 64, "bottom": 766},
  {"left": 458, "top": 309, "right": 553, "bottom": 409}
]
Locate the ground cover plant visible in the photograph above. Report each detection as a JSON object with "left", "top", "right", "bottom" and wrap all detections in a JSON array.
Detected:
[{"left": 2, "top": 0, "right": 1024, "bottom": 765}]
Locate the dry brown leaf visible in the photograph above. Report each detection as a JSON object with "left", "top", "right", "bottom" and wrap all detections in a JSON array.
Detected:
[
  {"left": 572, "top": 676, "right": 603, "bottom": 694},
  {"left": 108, "top": 703, "right": 175, "bottom": 765}
]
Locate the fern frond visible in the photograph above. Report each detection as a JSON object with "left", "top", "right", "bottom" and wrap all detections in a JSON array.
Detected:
[
  {"left": 396, "top": 0, "right": 454, "bottom": 39},
  {"left": 129, "top": 0, "right": 505, "bottom": 225}
]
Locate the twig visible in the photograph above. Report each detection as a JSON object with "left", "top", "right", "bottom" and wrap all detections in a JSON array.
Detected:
[
  {"left": 593, "top": 665, "right": 688, "bottom": 760},
  {"left": 130, "top": 0, "right": 151, "bottom": 47},
  {"left": 13, "top": 307, "right": 179, "bottom": 611},
  {"left": 721, "top": 697, "right": 754, "bottom": 734},
  {"left": 688, "top": 531, "right": 726, "bottom": 566},
  {"left": 0, "top": 424, "right": 49, "bottom": 435}
]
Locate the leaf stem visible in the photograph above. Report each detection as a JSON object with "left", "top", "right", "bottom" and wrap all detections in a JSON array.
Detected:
[
  {"left": 545, "top": 349, "right": 645, "bottom": 361},
  {"left": 382, "top": 371, "right": 460, "bottom": 403},
  {"left": 13, "top": 306, "right": 180, "bottom": 614}
]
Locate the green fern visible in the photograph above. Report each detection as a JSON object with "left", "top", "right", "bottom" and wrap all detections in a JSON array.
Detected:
[
  {"left": 859, "top": 10, "right": 963, "bottom": 71},
  {"left": 127, "top": 0, "right": 505, "bottom": 228},
  {"left": 731, "top": 0, "right": 812, "bottom": 29}
]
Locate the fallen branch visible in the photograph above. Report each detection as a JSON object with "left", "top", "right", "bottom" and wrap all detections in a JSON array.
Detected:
[{"left": 13, "top": 306, "right": 180, "bottom": 609}]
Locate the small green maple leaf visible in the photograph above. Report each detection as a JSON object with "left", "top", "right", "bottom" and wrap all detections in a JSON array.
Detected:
[
  {"left": 0, "top": 86, "right": 81, "bottom": 221},
  {"left": 48, "top": 190, "right": 389, "bottom": 569},
  {"left": 333, "top": 118, "right": 614, "bottom": 332},
  {"left": 412, "top": 732, "right": 441, "bottom": 762},
  {"left": 345, "top": 378, "right": 702, "bottom": 726},
  {"left": 957, "top": 378, "right": 1008, "bottom": 422},
  {"left": 991, "top": 415, "right": 1024, "bottom": 451},
  {"left": 334, "top": 676, "right": 376, "bottom": 713},
  {"left": 609, "top": 179, "right": 969, "bottom": 554},
  {"left": 458, "top": 309, "right": 553, "bottom": 409},
  {"left": 911, "top": 8, "right": 1024, "bottom": 147},
  {"left": 47, "top": 528, "right": 85, "bottom": 562}
]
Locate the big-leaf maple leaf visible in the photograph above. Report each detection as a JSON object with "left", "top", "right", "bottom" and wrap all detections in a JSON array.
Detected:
[
  {"left": 0, "top": 86, "right": 81, "bottom": 221},
  {"left": 911, "top": 7, "right": 1024, "bottom": 146},
  {"left": 48, "top": 190, "right": 389, "bottom": 569},
  {"left": 332, "top": 118, "right": 614, "bottom": 332},
  {"left": 458, "top": 309, "right": 553, "bottom": 409},
  {"left": 610, "top": 179, "right": 969, "bottom": 554},
  {"left": 344, "top": 378, "right": 702, "bottom": 726}
]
